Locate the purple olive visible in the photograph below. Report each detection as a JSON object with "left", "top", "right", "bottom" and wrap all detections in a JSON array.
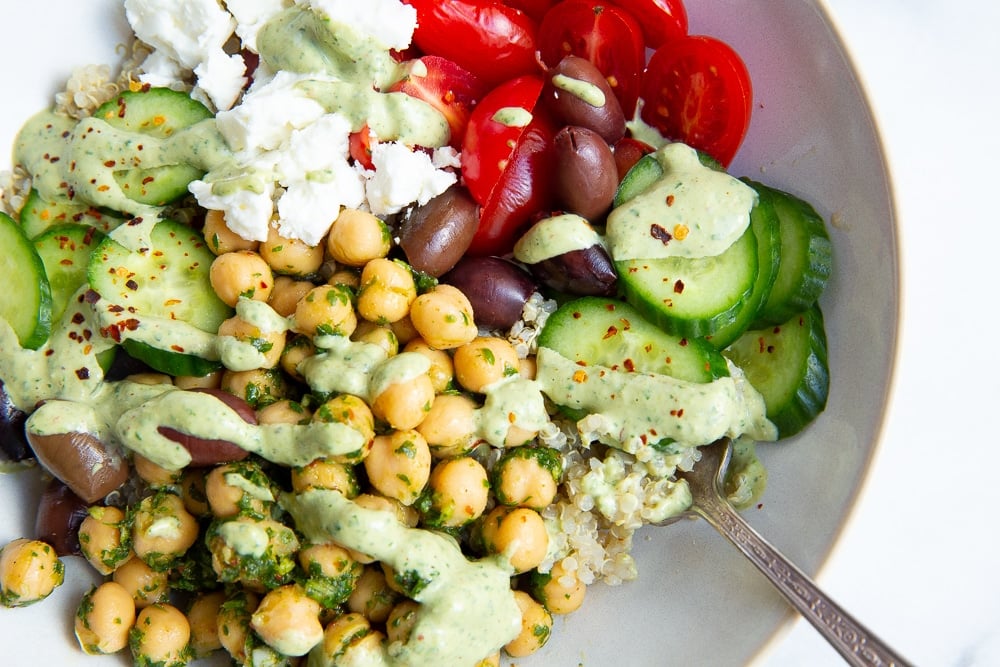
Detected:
[
  {"left": 34, "top": 478, "right": 89, "bottom": 556},
  {"left": 552, "top": 125, "right": 619, "bottom": 221},
  {"left": 156, "top": 388, "right": 254, "bottom": 467},
  {"left": 442, "top": 256, "right": 537, "bottom": 330},
  {"left": 0, "top": 380, "right": 32, "bottom": 462},
  {"left": 529, "top": 245, "right": 618, "bottom": 296},
  {"left": 542, "top": 56, "right": 626, "bottom": 144},
  {"left": 398, "top": 185, "right": 481, "bottom": 277}
]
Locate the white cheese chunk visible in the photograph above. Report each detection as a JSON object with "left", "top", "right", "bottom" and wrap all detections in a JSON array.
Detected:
[
  {"left": 300, "top": 0, "right": 417, "bottom": 50},
  {"left": 365, "top": 142, "right": 457, "bottom": 217}
]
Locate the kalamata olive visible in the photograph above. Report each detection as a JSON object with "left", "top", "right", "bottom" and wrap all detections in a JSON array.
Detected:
[
  {"left": 530, "top": 245, "right": 618, "bottom": 296},
  {"left": 34, "top": 478, "right": 89, "bottom": 556},
  {"left": 156, "top": 388, "right": 254, "bottom": 467},
  {"left": 553, "top": 125, "right": 619, "bottom": 221},
  {"left": 542, "top": 56, "right": 626, "bottom": 144},
  {"left": 26, "top": 403, "right": 130, "bottom": 504},
  {"left": 398, "top": 185, "right": 481, "bottom": 277},
  {"left": 442, "top": 256, "right": 537, "bottom": 330},
  {"left": 512, "top": 214, "right": 618, "bottom": 296},
  {"left": 0, "top": 380, "right": 32, "bottom": 462}
]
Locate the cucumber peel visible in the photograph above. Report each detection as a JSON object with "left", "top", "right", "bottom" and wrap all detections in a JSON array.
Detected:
[{"left": 0, "top": 212, "right": 52, "bottom": 349}]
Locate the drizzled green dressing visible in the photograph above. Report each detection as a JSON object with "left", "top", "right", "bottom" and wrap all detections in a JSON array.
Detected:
[{"left": 285, "top": 490, "right": 522, "bottom": 667}]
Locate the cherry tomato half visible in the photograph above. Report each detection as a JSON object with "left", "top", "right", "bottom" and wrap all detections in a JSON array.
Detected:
[
  {"left": 388, "top": 56, "right": 488, "bottom": 148},
  {"left": 349, "top": 124, "right": 375, "bottom": 170},
  {"left": 461, "top": 75, "right": 556, "bottom": 255},
  {"left": 606, "top": 0, "right": 687, "bottom": 49},
  {"left": 537, "top": 0, "right": 646, "bottom": 116},
  {"left": 639, "top": 35, "right": 753, "bottom": 167},
  {"left": 461, "top": 75, "right": 546, "bottom": 206},
  {"left": 501, "top": 0, "right": 558, "bottom": 23},
  {"left": 404, "top": 0, "right": 540, "bottom": 88}
]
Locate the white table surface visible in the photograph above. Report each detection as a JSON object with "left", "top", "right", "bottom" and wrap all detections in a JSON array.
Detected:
[{"left": 763, "top": 1, "right": 1000, "bottom": 665}]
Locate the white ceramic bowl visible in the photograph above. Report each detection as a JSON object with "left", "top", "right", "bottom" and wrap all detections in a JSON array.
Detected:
[{"left": 0, "top": 1, "right": 896, "bottom": 664}]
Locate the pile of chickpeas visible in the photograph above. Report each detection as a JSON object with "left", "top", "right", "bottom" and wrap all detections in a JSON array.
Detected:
[{"left": 0, "top": 206, "right": 589, "bottom": 666}]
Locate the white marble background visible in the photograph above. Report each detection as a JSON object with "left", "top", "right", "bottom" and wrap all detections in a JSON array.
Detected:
[{"left": 763, "top": 1, "right": 1000, "bottom": 665}]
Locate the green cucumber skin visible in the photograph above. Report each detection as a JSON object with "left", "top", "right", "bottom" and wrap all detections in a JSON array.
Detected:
[
  {"left": 19, "top": 188, "right": 124, "bottom": 240},
  {"left": 93, "top": 87, "right": 213, "bottom": 207},
  {"left": 743, "top": 180, "right": 832, "bottom": 327},
  {"left": 615, "top": 225, "right": 758, "bottom": 340},
  {"left": 613, "top": 154, "right": 662, "bottom": 208},
  {"left": 121, "top": 339, "right": 221, "bottom": 377},
  {"left": 537, "top": 296, "right": 729, "bottom": 383},
  {"left": 33, "top": 224, "right": 106, "bottom": 327},
  {"left": 0, "top": 212, "right": 52, "bottom": 349},
  {"left": 705, "top": 184, "right": 782, "bottom": 350},
  {"left": 724, "top": 306, "right": 829, "bottom": 439}
]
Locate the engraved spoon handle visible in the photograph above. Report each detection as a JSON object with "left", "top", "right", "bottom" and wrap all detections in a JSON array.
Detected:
[{"left": 691, "top": 489, "right": 912, "bottom": 667}]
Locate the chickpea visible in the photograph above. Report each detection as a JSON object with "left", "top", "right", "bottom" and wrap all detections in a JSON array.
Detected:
[
  {"left": 317, "top": 613, "right": 384, "bottom": 664},
  {"left": 298, "top": 543, "right": 362, "bottom": 608},
  {"left": 186, "top": 590, "right": 227, "bottom": 658},
  {"left": 504, "top": 590, "right": 553, "bottom": 658},
  {"left": 257, "top": 398, "right": 311, "bottom": 425},
  {"left": 220, "top": 367, "right": 291, "bottom": 409},
  {"left": 268, "top": 275, "right": 317, "bottom": 317},
  {"left": 129, "top": 603, "right": 191, "bottom": 667},
  {"left": 250, "top": 584, "right": 324, "bottom": 656},
  {"left": 312, "top": 394, "right": 376, "bottom": 463},
  {"left": 179, "top": 470, "right": 210, "bottom": 518},
  {"left": 390, "top": 314, "right": 420, "bottom": 346},
  {"left": 79, "top": 505, "right": 131, "bottom": 575},
  {"left": 422, "top": 457, "right": 490, "bottom": 528},
  {"left": 356, "top": 257, "right": 416, "bottom": 324},
  {"left": 290, "top": 458, "right": 360, "bottom": 497},
  {"left": 347, "top": 566, "right": 399, "bottom": 624},
  {"left": 352, "top": 319, "right": 399, "bottom": 357},
  {"left": 453, "top": 336, "right": 521, "bottom": 393},
  {"left": 326, "top": 267, "right": 361, "bottom": 290},
  {"left": 113, "top": 555, "right": 169, "bottom": 609},
  {"left": 205, "top": 460, "right": 275, "bottom": 519},
  {"left": 207, "top": 517, "right": 300, "bottom": 592},
  {"left": 294, "top": 283, "right": 357, "bottom": 337},
  {"left": 519, "top": 354, "right": 537, "bottom": 380},
  {"left": 385, "top": 599, "right": 420, "bottom": 645},
  {"left": 131, "top": 492, "right": 199, "bottom": 571},
  {"left": 476, "top": 653, "right": 502, "bottom": 667},
  {"left": 75, "top": 581, "right": 136, "bottom": 655},
  {"left": 403, "top": 338, "right": 454, "bottom": 392},
  {"left": 173, "top": 369, "right": 223, "bottom": 390},
  {"left": 364, "top": 429, "right": 432, "bottom": 505},
  {"left": 259, "top": 224, "right": 325, "bottom": 277},
  {"left": 203, "top": 208, "right": 259, "bottom": 255},
  {"left": 217, "top": 314, "right": 287, "bottom": 369},
  {"left": 133, "top": 453, "right": 182, "bottom": 488},
  {"left": 280, "top": 333, "right": 316, "bottom": 381},
  {"left": 491, "top": 447, "right": 561, "bottom": 510},
  {"left": 369, "top": 354, "right": 436, "bottom": 430},
  {"left": 354, "top": 493, "right": 419, "bottom": 528},
  {"left": 216, "top": 591, "right": 258, "bottom": 663},
  {"left": 408, "top": 284, "right": 477, "bottom": 349},
  {"left": 478, "top": 506, "right": 549, "bottom": 574},
  {"left": 209, "top": 250, "right": 274, "bottom": 307},
  {"left": 327, "top": 208, "right": 392, "bottom": 266},
  {"left": 417, "top": 393, "right": 480, "bottom": 459},
  {"left": 0, "top": 538, "right": 64, "bottom": 607},
  {"left": 533, "top": 559, "right": 587, "bottom": 615}
]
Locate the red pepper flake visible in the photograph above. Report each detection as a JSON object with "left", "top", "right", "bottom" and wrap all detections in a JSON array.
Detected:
[
  {"left": 773, "top": 326, "right": 782, "bottom": 334},
  {"left": 669, "top": 408, "right": 685, "bottom": 417},
  {"left": 142, "top": 176, "right": 154, "bottom": 185},
  {"left": 572, "top": 311, "right": 582, "bottom": 319},
  {"left": 572, "top": 369, "right": 588, "bottom": 383},
  {"left": 673, "top": 279, "right": 685, "bottom": 294},
  {"left": 125, "top": 279, "right": 139, "bottom": 291},
  {"left": 679, "top": 338, "right": 688, "bottom": 347},
  {"left": 620, "top": 317, "right": 632, "bottom": 331},
  {"left": 650, "top": 223, "right": 672, "bottom": 245},
  {"left": 603, "top": 325, "right": 618, "bottom": 339},
  {"left": 84, "top": 289, "right": 101, "bottom": 304},
  {"left": 75, "top": 367, "right": 91, "bottom": 380},
  {"left": 623, "top": 358, "right": 635, "bottom": 372},
  {"left": 45, "top": 349, "right": 55, "bottom": 357},
  {"left": 665, "top": 194, "right": 675, "bottom": 206},
  {"left": 103, "top": 160, "right": 116, "bottom": 168},
  {"left": 757, "top": 337, "right": 767, "bottom": 353},
  {"left": 71, "top": 312, "right": 85, "bottom": 325},
  {"left": 171, "top": 344, "right": 185, "bottom": 352}
]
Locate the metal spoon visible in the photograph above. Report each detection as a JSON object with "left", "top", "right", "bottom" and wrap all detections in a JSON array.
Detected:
[{"left": 673, "top": 439, "right": 912, "bottom": 667}]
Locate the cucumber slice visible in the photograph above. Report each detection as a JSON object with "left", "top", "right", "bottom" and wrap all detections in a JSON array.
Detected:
[
  {"left": 33, "top": 224, "right": 106, "bottom": 326},
  {"left": 0, "top": 212, "right": 52, "bottom": 349},
  {"left": 92, "top": 87, "right": 212, "bottom": 206},
  {"left": 723, "top": 306, "right": 829, "bottom": 438},
  {"left": 743, "top": 180, "right": 832, "bottom": 326},
  {"left": 19, "top": 188, "right": 124, "bottom": 239},
  {"left": 87, "top": 218, "right": 232, "bottom": 374},
  {"left": 704, "top": 185, "right": 781, "bottom": 349},
  {"left": 615, "top": 224, "right": 758, "bottom": 339},
  {"left": 613, "top": 148, "right": 726, "bottom": 208},
  {"left": 537, "top": 296, "right": 729, "bottom": 383}
]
